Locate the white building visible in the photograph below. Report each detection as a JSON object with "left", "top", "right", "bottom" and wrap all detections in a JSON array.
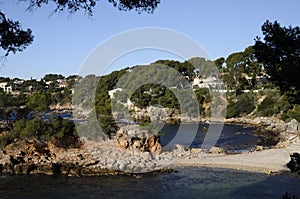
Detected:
[
  {"left": 108, "top": 88, "right": 123, "bottom": 98},
  {"left": 0, "top": 82, "right": 12, "bottom": 93}
]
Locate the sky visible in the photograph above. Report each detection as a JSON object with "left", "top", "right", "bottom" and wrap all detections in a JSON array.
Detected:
[{"left": 1, "top": 0, "right": 300, "bottom": 79}]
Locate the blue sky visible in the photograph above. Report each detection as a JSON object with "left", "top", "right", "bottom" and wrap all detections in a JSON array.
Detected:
[{"left": 1, "top": 0, "right": 300, "bottom": 79}]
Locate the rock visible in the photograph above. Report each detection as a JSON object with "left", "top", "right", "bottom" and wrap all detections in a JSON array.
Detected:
[
  {"left": 276, "top": 119, "right": 300, "bottom": 144},
  {"left": 2, "top": 163, "right": 13, "bottom": 174},
  {"left": 117, "top": 138, "right": 129, "bottom": 149},
  {"left": 147, "top": 135, "right": 162, "bottom": 154},
  {"left": 209, "top": 146, "right": 225, "bottom": 154},
  {"left": 285, "top": 119, "right": 300, "bottom": 133},
  {"left": 190, "top": 148, "right": 202, "bottom": 153},
  {"left": 115, "top": 125, "right": 162, "bottom": 153},
  {"left": 174, "top": 144, "right": 186, "bottom": 153},
  {"left": 132, "top": 138, "right": 144, "bottom": 149},
  {"left": 254, "top": 145, "right": 263, "bottom": 151},
  {"left": 118, "top": 163, "right": 126, "bottom": 171}
]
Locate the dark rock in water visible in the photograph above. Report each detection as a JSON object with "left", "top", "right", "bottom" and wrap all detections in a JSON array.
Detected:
[
  {"left": 287, "top": 153, "right": 300, "bottom": 173},
  {"left": 52, "top": 163, "right": 62, "bottom": 175}
]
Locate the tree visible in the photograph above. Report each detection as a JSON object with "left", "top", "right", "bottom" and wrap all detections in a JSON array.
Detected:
[
  {"left": 214, "top": 57, "right": 225, "bottom": 71},
  {"left": 43, "top": 74, "right": 65, "bottom": 82},
  {"left": 26, "top": 92, "right": 50, "bottom": 113},
  {"left": 0, "top": 0, "right": 160, "bottom": 57},
  {"left": 254, "top": 20, "right": 300, "bottom": 103},
  {"left": 0, "top": 11, "right": 33, "bottom": 57}
]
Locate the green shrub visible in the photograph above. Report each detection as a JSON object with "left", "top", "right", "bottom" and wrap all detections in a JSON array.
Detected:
[
  {"left": 257, "top": 96, "right": 277, "bottom": 116},
  {"left": 226, "top": 93, "right": 255, "bottom": 118},
  {"left": 0, "top": 118, "right": 77, "bottom": 147},
  {"left": 0, "top": 133, "right": 14, "bottom": 147},
  {"left": 287, "top": 105, "right": 300, "bottom": 122}
]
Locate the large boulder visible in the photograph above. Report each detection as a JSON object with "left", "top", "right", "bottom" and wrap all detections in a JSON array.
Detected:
[
  {"left": 276, "top": 119, "right": 300, "bottom": 145},
  {"left": 117, "top": 135, "right": 162, "bottom": 154},
  {"left": 147, "top": 135, "right": 162, "bottom": 153},
  {"left": 116, "top": 125, "right": 162, "bottom": 154},
  {"left": 285, "top": 119, "right": 300, "bottom": 134},
  {"left": 209, "top": 146, "right": 225, "bottom": 154}
]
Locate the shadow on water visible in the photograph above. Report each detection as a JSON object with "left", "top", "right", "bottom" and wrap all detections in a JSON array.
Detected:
[{"left": 0, "top": 167, "right": 299, "bottom": 199}]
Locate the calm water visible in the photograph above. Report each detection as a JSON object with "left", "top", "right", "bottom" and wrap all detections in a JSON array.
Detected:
[
  {"left": 0, "top": 167, "right": 299, "bottom": 199},
  {"left": 161, "top": 123, "right": 258, "bottom": 152}
]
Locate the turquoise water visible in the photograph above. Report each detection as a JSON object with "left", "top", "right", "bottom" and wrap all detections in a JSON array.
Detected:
[{"left": 0, "top": 167, "right": 299, "bottom": 199}]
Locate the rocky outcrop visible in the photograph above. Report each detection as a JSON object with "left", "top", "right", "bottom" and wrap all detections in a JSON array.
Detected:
[
  {"left": 209, "top": 146, "right": 225, "bottom": 154},
  {"left": 116, "top": 125, "right": 162, "bottom": 154},
  {"left": 285, "top": 119, "right": 300, "bottom": 133},
  {"left": 225, "top": 117, "right": 300, "bottom": 148},
  {"left": 277, "top": 119, "right": 300, "bottom": 147},
  {"left": 0, "top": 136, "right": 170, "bottom": 176},
  {"left": 129, "top": 106, "right": 179, "bottom": 124},
  {"left": 117, "top": 135, "right": 162, "bottom": 154}
]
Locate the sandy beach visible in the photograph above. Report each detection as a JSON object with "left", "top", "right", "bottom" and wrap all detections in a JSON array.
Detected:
[{"left": 170, "top": 138, "right": 300, "bottom": 173}]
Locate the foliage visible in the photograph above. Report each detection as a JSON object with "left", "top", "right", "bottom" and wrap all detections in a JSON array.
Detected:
[
  {"left": 223, "top": 46, "right": 262, "bottom": 90},
  {"left": 226, "top": 93, "right": 255, "bottom": 118},
  {"left": 26, "top": 92, "right": 50, "bottom": 113},
  {"left": 52, "top": 87, "right": 72, "bottom": 105},
  {"left": 18, "top": 79, "right": 47, "bottom": 93},
  {"left": 94, "top": 70, "right": 128, "bottom": 137},
  {"left": 43, "top": 74, "right": 65, "bottom": 82},
  {"left": 0, "top": 117, "right": 76, "bottom": 147},
  {"left": 1, "top": 0, "right": 160, "bottom": 57},
  {"left": 256, "top": 90, "right": 292, "bottom": 118},
  {"left": 194, "top": 88, "right": 210, "bottom": 115},
  {"left": 0, "top": 12, "right": 33, "bottom": 56},
  {"left": 154, "top": 59, "right": 195, "bottom": 80},
  {"left": 254, "top": 20, "right": 300, "bottom": 104},
  {"left": 0, "top": 90, "right": 13, "bottom": 121},
  {"left": 109, "top": 0, "right": 160, "bottom": 13},
  {"left": 287, "top": 105, "right": 300, "bottom": 122},
  {"left": 257, "top": 95, "right": 277, "bottom": 117},
  {"left": 22, "top": 0, "right": 160, "bottom": 15},
  {"left": 214, "top": 57, "right": 225, "bottom": 71}
]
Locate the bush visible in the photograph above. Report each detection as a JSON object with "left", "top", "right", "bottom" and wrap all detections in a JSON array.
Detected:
[
  {"left": 287, "top": 105, "right": 300, "bottom": 122},
  {"left": 257, "top": 96, "right": 277, "bottom": 116},
  {"left": 0, "top": 133, "right": 14, "bottom": 147},
  {"left": 226, "top": 93, "right": 255, "bottom": 118},
  {"left": 0, "top": 118, "right": 77, "bottom": 147}
]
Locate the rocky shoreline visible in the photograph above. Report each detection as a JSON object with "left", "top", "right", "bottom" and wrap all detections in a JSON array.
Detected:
[
  {"left": 0, "top": 138, "right": 200, "bottom": 176},
  {"left": 225, "top": 117, "right": 300, "bottom": 148},
  {"left": 0, "top": 117, "right": 299, "bottom": 176}
]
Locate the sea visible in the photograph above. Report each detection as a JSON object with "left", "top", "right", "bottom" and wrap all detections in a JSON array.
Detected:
[
  {"left": 160, "top": 123, "right": 258, "bottom": 152},
  {"left": 0, "top": 124, "right": 299, "bottom": 199}
]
